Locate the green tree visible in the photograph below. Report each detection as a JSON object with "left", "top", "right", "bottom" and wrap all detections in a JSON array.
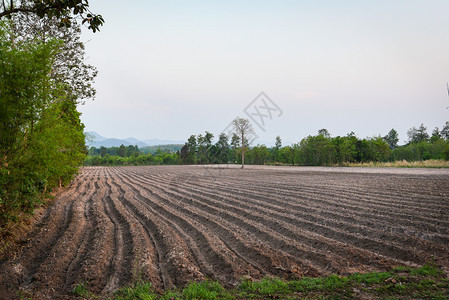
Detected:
[
  {"left": 118, "top": 144, "right": 126, "bottom": 157},
  {"left": 441, "top": 121, "right": 449, "bottom": 141},
  {"left": 180, "top": 143, "right": 189, "bottom": 164},
  {"left": 279, "top": 146, "right": 295, "bottom": 165},
  {"left": 197, "top": 131, "right": 213, "bottom": 164},
  {"left": 430, "top": 127, "right": 442, "bottom": 143},
  {"left": 299, "top": 135, "right": 335, "bottom": 166},
  {"left": 100, "top": 146, "right": 107, "bottom": 158},
  {"left": 369, "top": 136, "right": 391, "bottom": 162},
  {"left": 271, "top": 135, "right": 282, "bottom": 162},
  {"left": 7, "top": 11, "right": 98, "bottom": 105},
  {"left": 247, "top": 145, "right": 269, "bottom": 164},
  {"left": 318, "top": 128, "right": 331, "bottom": 138},
  {"left": 407, "top": 124, "right": 429, "bottom": 144},
  {"left": 187, "top": 135, "right": 197, "bottom": 163},
  {"left": 275, "top": 135, "right": 282, "bottom": 149},
  {"left": 0, "top": 20, "right": 88, "bottom": 225},
  {"left": 383, "top": 128, "right": 399, "bottom": 149},
  {"left": 215, "top": 133, "right": 229, "bottom": 164}
]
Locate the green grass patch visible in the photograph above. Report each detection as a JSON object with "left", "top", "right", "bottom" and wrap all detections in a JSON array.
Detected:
[
  {"left": 72, "top": 262, "right": 449, "bottom": 299},
  {"left": 73, "top": 282, "right": 92, "bottom": 298},
  {"left": 114, "top": 281, "right": 157, "bottom": 300}
]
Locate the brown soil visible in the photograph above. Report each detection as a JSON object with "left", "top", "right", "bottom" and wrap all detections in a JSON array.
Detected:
[{"left": 0, "top": 165, "right": 448, "bottom": 299}]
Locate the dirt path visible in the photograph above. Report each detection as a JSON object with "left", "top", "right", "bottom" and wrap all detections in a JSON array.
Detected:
[{"left": 1, "top": 165, "right": 448, "bottom": 299}]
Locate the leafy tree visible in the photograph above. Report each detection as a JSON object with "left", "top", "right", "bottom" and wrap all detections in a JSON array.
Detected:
[
  {"left": 197, "top": 131, "right": 213, "bottom": 164},
  {"left": 318, "top": 128, "right": 331, "bottom": 138},
  {"left": 279, "top": 146, "right": 295, "bottom": 165},
  {"left": 231, "top": 118, "right": 255, "bottom": 169},
  {"left": 187, "top": 135, "right": 197, "bottom": 163},
  {"left": 229, "top": 133, "right": 240, "bottom": 163},
  {"left": 299, "top": 135, "right": 335, "bottom": 166},
  {"left": 275, "top": 135, "right": 282, "bottom": 149},
  {"left": 441, "top": 121, "right": 449, "bottom": 141},
  {"left": 0, "top": 20, "right": 89, "bottom": 225},
  {"left": 430, "top": 127, "right": 442, "bottom": 143},
  {"left": 247, "top": 145, "right": 269, "bottom": 165},
  {"left": 340, "top": 134, "right": 358, "bottom": 163},
  {"left": 100, "top": 146, "right": 107, "bottom": 158},
  {"left": 7, "top": 11, "right": 98, "bottom": 105},
  {"left": 180, "top": 143, "right": 189, "bottom": 164},
  {"left": 369, "top": 136, "right": 391, "bottom": 162},
  {"left": 118, "top": 144, "right": 126, "bottom": 157},
  {"left": 215, "top": 133, "right": 229, "bottom": 164},
  {"left": 0, "top": 0, "right": 104, "bottom": 32},
  {"left": 407, "top": 124, "right": 429, "bottom": 144},
  {"left": 271, "top": 135, "right": 282, "bottom": 162},
  {"left": 383, "top": 129, "right": 399, "bottom": 149}
]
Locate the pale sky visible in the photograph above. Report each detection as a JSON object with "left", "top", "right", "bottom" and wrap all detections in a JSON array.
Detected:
[{"left": 79, "top": 0, "right": 449, "bottom": 146}]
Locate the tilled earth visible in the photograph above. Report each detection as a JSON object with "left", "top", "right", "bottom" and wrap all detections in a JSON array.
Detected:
[{"left": 1, "top": 165, "right": 448, "bottom": 299}]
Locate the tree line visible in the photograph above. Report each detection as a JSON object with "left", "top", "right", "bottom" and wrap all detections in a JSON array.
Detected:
[
  {"left": 0, "top": 3, "right": 101, "bottom": 228},
  {"left": 84, "top": 145, "right": 179, "bottom": 166},
  {"left": 84, "top": 121, "right": 449, "bottom": 167}
]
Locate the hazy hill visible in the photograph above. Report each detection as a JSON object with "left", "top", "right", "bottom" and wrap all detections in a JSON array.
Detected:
[{"left": 85, "top": 131, "right": 183, "bottom": 148}]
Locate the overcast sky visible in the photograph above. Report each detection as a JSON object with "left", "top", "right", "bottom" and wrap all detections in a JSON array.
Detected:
[{"left": 79, "top": 0, "right": 449, "bottom": 146}]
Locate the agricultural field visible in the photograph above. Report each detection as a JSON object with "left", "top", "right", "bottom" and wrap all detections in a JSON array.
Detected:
[{"left": 0, "top": 165, "right": 448, "bottom": 298}]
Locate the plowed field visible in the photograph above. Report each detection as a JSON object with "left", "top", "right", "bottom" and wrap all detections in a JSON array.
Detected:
[{"left": 1, "top": 165, "right": 448, "bottom": 299}]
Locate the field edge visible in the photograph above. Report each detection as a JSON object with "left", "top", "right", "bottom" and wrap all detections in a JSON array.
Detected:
[{"left": 65, "top": 260, "right": 449, "bottom": 299}]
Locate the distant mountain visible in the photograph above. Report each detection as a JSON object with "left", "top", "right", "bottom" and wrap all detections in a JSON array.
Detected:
[
  {"left": 86, "top": 131, "right": 107, "bottom": 142},
  {"left": 85, "top": 131, "right": 183, "bottom": 148}
]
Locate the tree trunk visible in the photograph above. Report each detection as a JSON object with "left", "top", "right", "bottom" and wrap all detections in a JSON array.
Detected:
[{"left": 241, "top": 133, "right": 244, "bottom": 169}]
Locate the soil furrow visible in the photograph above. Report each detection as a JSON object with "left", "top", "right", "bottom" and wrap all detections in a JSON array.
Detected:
[
  {"left": 177, "top": 173, "right": 449, "bottom": 238},
  {"left": 116, "top": 171, "right": 244, "bottom": 285},
  {"left": 120, "top": 171, "right": 338, "bottom": 276},
  {"left": 132, "top": 172, "right": 426, "bottom": 267},
  {"left": 1, "top": 165, "right": 448, "bottom": 299}
]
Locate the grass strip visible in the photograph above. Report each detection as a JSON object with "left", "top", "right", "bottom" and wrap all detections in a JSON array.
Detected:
[{"left": 71, "top": 261, "right": 449, "bottom": 299}]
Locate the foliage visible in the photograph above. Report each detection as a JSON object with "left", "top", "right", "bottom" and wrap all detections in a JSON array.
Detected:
[
  {"left": 0, "top": 0, "right": 104, "bottom": 32},
  {"left": 115, "top": 281, "right": 156, "bottom": 300},
  {"left": 182, "top": 281, "right": 227, "bottom": 300},
  {"left": 0, "top": 17, "right": 89, "bottom": 229},
  {"left": 84, "top": 151, "right": 179, "bottom": 166},
  {"left": 173, "top": 121, "right": 449, "bottom": 168},
  {"left": 407, "top": 123, "right": 429, "bottom": 144},
  {"left": 383, "top": 128, "right": 399, "bottom": 149},
  {"left": 72, "top": 282, "right": 90, "bottom": 298},
  {"left": 6, "top": 11, "right": 98, "bottom": 104}
]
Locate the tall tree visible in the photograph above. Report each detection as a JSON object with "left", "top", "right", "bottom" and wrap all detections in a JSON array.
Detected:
[
  {"left": 0, "top": 18, "right": 91, "bottom": 225},
  {"left": 180, "top": 143, "right": 189, "bottom": 164},
  {"left": 100, "top": 146, "right": 107, "bottom": 158},
  {"left": 318, "top": 128, "right": 331, "bottom": 138},
  {"left": 231, "top": 117, "right": 255, "bottom": 169},
  {"left": 275, "top": 135, "right": 282, "bottom": 149},
  {"left": 440, "top": 121, "right": 449, "bottom": 141},
  {"left": 7, "top": 11, "right": 98, "bottom": 104},
  {"left": 215, "top": 133, "right": 229, "bottom": 164},
  {"left": 430, "top": 127, "right": 442, "bottom": 143},
  {"left": 383, "top": 129, "right": 399, "bottom": 149},
  {"left": 187, "top": 135, "right": 197, "bottom": 163},
  {"left": 407, "top": 124, "right": 429, "bottom": 143},
  {"left": 118, "top": 144, "right": 126, "bottom": 157}
]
